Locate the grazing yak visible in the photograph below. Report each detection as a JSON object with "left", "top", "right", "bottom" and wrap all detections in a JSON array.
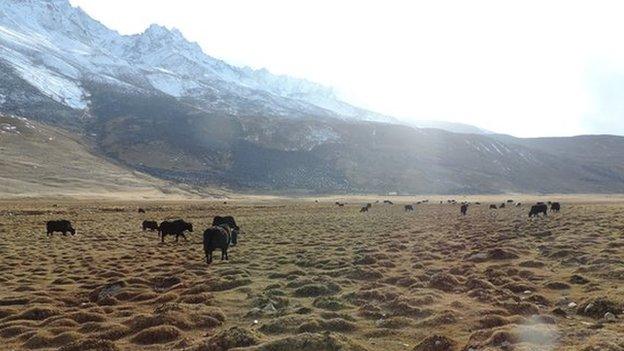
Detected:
[
  {"left": 46, "top": 220, "right": 75, "bottom": 236},
  {"left": 159, "top": 219, "right": 193, "bottom": 243},
  {"left": 383, "top": 200, "right": 394, "bottom": 205},
  {"left": 516, "top": 203, "right": 522, "bottom": 207},
  {"left": 404, "top": 205, "right": 414, "bottom": 212},
  {"left": 142, "top": 220, "right": 159, "bottom": 231},
  {"left": 500, "top": 203, "right": 506, "bottom": 208},
  {"left": 366, "top": 203, "right": 372, "bottom": 209},
  {"left": 203, "top": 225, "right": 231, "bottom": 264},
  {"left": 489, "top": 204, "right": 497, "bottom": 209},
  {"left": 360, "top": 206, "right": 369, "bottom": 212},
  {"left": 213, "top": 216, "right": 240, "bottom": 245},
  {"left": 551, "top": 202, "right": 561, "bottom": 212},
  {"left": 461, "top": 204, "right": 468, "bottom": 215},
  {"left": 138, "top": 208, "right": 146, "bottom": 213},
  {"left": 529, "top": 204, "right": 548, "bottom": 217}
]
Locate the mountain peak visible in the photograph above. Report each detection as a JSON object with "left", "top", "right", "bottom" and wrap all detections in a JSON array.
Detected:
[
  {"left": 141, "top": 24, "right": 184, "bottom": 41},
  {"left": 0, "top": 0, "right": 391, "bottom": 123}
]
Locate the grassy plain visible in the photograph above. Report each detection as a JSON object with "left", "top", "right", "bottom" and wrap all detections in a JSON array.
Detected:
[{"left": 0, "top": 197, "right": 623, "bottom": 350}]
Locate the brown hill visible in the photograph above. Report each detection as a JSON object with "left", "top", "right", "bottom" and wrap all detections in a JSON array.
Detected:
[{"left": 0, "top": 114, "right": 197, "bottom": 198}]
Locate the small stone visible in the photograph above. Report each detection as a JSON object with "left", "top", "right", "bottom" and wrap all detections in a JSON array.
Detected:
[
  {"left": 568, "top": 302, "right": 577, "bottom": 308},
  {"left": 604, "top": 312, "right": 616, "bottom": 321},
  {"left": 262, "top": 303, "right": 277, "bottom": 314},
  {"left": 523, "top": 290, "right": 532, "bottom": 294},
  {"left": 556, "top": 297, "right": 570, "bottom": 306}
]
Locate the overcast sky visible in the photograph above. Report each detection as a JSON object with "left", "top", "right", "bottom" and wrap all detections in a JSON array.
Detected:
[{"left": 70, "top": 0, "right": 624, "bottom": 137}]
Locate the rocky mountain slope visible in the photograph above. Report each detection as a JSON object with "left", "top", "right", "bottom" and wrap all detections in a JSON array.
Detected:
[
  {"left": 1, "top": 0, "right": 624, "bottom": 194},
  {"left": 0, "top": 0, "right": 390, "bottom": 123}
]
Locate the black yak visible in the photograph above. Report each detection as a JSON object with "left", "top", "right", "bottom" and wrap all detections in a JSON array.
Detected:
[
  {"left": 489, "top": 204, "right": 497, "bottom": 209},
  {"left": 404, "top": 205, "right": 414, "bottom": 211},
  {"left": 551, "top": 202, "right": 561, "bottom": 212},
  {"left": 529, "top": 204, "right": 548, "bottom": 218},
  {"left": 461, "top": 204, "right": 468, "bottom": 215},
  {"left": 142, "top": 220, "right": 159, "bottom": 231},
  {"left": 159, "top": 219, "right": 193, "bottom": 243},
  {"left": 203, "top": 225, "right": 231, "bottom": 264},
  {"left": 46, "top": 220, "right": 75, "bottom": 236},
  {"left": 213, "top": 216, "right": 240, "bottom": 245}
]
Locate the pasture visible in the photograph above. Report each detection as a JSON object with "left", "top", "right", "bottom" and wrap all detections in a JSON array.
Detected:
[{"left": 0, "top": 198, "right": 623, "bottom": 350}]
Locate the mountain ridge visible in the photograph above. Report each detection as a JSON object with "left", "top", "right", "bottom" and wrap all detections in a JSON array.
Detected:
[
  {"left": 1, "top": 0, "right": 624, "bottom": 194},
  {"left": 0, "top": 0, "right": 394, "bottom": 123}
]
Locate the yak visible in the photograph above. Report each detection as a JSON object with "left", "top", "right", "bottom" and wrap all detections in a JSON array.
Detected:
[
  {"left": 461, "top": 204, "right": 468, "bottom": 215},
  {"left": 46, "top": 220, "right": 75, "bottom": 236},
  {"left": 213, "top": 216, "right": 240, "bottom": 245},
  {"left": 529, "top": 204, "right": 548, "bottom": 218},
  {"left": 142, "top": 220, "right": 159, "bottom": 231},
  {"left": 159, "top": 219, "right": 193, "bottom": 242},
  {"left": 203, "top": 225, "right": 231, "bottom": 264}
]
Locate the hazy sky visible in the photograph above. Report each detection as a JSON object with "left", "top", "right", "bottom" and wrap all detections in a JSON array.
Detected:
[{"left": 70, "top": 0, "right": 624, "bottom": 137}]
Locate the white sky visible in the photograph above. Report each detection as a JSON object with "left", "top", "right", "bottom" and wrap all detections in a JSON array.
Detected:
[{"left": 70, "top": 0, "right": 624, "bottom": 137}]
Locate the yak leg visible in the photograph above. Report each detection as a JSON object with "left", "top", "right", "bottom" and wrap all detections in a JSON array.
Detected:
[{"left": 231, "top": 232, "right": 237, "bottom": 246}]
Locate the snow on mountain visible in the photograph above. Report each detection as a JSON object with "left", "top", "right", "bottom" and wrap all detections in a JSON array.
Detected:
[{"left": 0, "top": 0, "right": 392, "bottom": 123}]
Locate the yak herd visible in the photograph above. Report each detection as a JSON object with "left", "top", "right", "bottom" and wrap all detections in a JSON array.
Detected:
[
  {"left": 45, "top": 200, "right": 561, "bottom": 265},
  {"left": 350, "top": 199, "right": 561, "bottom": 218},
  {"left": 45, "top": 214, "right": 240, "bottom": 265}
]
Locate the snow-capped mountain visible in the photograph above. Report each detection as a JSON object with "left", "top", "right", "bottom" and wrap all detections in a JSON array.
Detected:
[
  {"left": 3, "top": 0, "right": 624, "bottom": 195},
  {"left": 0, "top": 0, "right": 391, "bottom": 122}
]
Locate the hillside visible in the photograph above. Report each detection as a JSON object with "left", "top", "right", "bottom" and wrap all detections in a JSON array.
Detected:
[
  {"left": 85, "top": 87, "right": 624, "bottom": 194},
  {"left": 0, "top": 113, "right": 195, "bottom": 198},
  {"left": 1, "top": 0, "right": 624, "bottom": 195}
]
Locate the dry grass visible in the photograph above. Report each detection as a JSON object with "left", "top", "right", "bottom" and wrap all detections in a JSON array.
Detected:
[{"left": 0, "top": 198, "right": 623, "bottom": 350}]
